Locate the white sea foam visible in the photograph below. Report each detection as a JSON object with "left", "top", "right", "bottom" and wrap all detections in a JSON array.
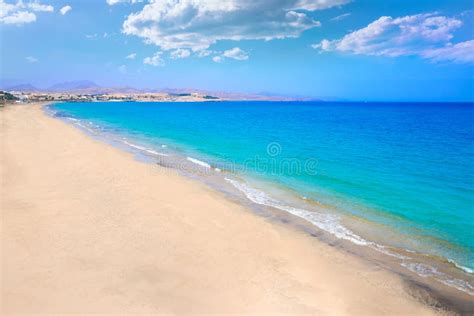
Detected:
[
  {"left": 402, "top": 262, "right": 438, "bottom": 277},
  {"left": 225, "top": 178, "right": 372, "bottom": 246},
  {"left": 75, "top": 122, "right": 95, "bottom": 133},
  {"left": 144, "top": 149, "right": 168, "bottom": 156},
  {"left": 122, "top": 140, "right": 168, "bottom": 156},
  {"left": 402, "top": 263, "right": 474, "bottom": 295},
  {"left": 225, "top": 177, "right": 474, "bottom": 295},
  {"left": 123, "top": 140, "right": 147, "bottom": 151},
  {"left": 187, "top": 157, "right": 211, "bottom": 169},
  {"left": 54, "top": 107, "right": 474, "bottom": 296},
  {"left": 62, "top": 113, "right": 170, "bottom": 158},
  {"left": 226, "top": 179, "right": 414, "bottom": 260},
  {"left": 56, "top": 111, "right": 95, "bottom": 133},
  {"left": 448, "top": 259, "right": 474, "bottom": 274},
  {"left": 224, "top": 178, "right": 411, "bottom": 259}
]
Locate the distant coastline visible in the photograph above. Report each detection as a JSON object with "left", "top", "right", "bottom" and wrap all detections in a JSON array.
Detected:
[{"left": 1, "top": 80, "right": 320, "bottom": 103}]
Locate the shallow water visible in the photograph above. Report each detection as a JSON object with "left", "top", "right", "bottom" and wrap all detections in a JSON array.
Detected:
[{"left": 50, "top": 101, "right": 474, "bottom": 292}]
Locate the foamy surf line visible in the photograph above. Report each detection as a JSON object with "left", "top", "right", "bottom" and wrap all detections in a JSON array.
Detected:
[
  {"left": 47, "top": 107, "right": 171, "bottom": 160},
  {"left": 225, "top": 177, "right": 474, "bottom": 296},
  {"left": 47, "top": 105, "right": 474, "bottom": 296},
  {"left": 187, "top": 157, "right": 211, "bottom": 168},
  {"left": 187, "top": 157, "right": 222, "bottom": 172},
  {"left": 122, "top": 140, "right": 169, "bottom": 157},
  {"left": 448, "top": 259, "right": 474, "bottom": 274},
  {"left": 402, "top": 263, "right": 474, "bottom": 295},
  {"left": 225, "top": 178, "right": 396, "bottom": 250}
]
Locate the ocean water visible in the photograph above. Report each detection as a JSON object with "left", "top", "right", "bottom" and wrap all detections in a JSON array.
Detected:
[{"left": 51, "top": 101, "right": 474, "bottom": 291}]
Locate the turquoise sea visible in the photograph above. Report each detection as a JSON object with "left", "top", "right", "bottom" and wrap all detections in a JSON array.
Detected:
[{"left": 51, "top": 101, "right": 474, "bottom": 293}]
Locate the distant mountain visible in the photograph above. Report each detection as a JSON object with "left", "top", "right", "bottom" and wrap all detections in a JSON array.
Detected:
[
  {"left": 2, "top": 80, "right": 316, "bottom": 101},
  {"left": 47, "top": 80, "right": 100, "bottom": 92},
  {"left": 43, "top": 81, "right": 147, "bottom": 94},
  {"left": 104, "top": 86, "right": 144, "bottom": 94},
  {"left": 5, "top": 84, "right": 40, "bottom": 92}
]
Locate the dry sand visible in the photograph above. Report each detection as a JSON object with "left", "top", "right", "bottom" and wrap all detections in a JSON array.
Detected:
[{"left": 1, "top": 104, "right": 444, "bottom": 315}]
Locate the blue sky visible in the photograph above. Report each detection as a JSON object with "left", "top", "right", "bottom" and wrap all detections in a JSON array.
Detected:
[{"left": 1, "top": 0, "right": 473, "bottom": 101}]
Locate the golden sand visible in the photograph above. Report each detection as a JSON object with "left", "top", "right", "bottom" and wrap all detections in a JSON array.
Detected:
[{"left": 1, "top": 104, "right": 441, "bottom": 314}]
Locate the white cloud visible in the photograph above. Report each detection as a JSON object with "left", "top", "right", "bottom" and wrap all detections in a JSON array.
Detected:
[
  {"left": 460, "top": 10, "right": 473, "bottom": 17},
  {"left": 170, "top": 48, "right": 191, "bottom": 59},
  {"left": 1, "top": 0, "right": 54, "bottom": 25},
  {"left": 313, "top": 13, "right": 473, "bottom": 63},
  {"left": 312, "top": 39, "right": 331, "bottom": 51},
  {"left": 122, "top": 0, "right": 350, "bottom": 51},
  {"left": 291, "top": 0, "right": 351, "bottom": 10},
  {"left": 422, "top": 40, "right": 474, "bottom": 64},
  {"left": 143, "top": 51, "right": 164, "bottom": 66},
  {"left": 126, "top": 53, "right": 137, "bottom": 59},
  {"left": 331, "top": 13, "right": 351, "bottom": 21},
  {"left": 26, "top": 56, "right": 38, "bottom": 63},
  {"left": 60, "top": 5, "right": 71, "bottom": 15},
  {"left": 28, "top": 1, "right": 53, "bottom": 12},
  {"left": 212, "top": 56, "right": 223, "bottom": 63},
  {"left": 1, "top": 10, "right": 36, "bottom": 25},
  {"left": 222, "top": 47, "right": 249, "bottom": 60},
  {"left": 212, "top": 47, "right": 249, "bottom": 62},
  {"left": 106, "top": 0, "right": 142, "bottom": 5},
  {"left": 85, "top": 33, "right": 98, "bottom": 39},
  {"left": 197, "top": 50, "right": 213, "bottom": 58}
]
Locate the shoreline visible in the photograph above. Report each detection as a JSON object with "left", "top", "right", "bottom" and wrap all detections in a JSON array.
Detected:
[
  {"left": 47, "top": 102, "right": 474, "bottom": 312},
  {"left": 1, "top": 103, "right": 471, "bottom": 314},
  {"left": 48, "top": 102, "right": 474, "bottom": 301}
]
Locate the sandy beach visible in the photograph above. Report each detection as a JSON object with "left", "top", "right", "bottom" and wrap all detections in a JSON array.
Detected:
[{"left": 1, "top": 103, "right": 447, "bottom": 315}]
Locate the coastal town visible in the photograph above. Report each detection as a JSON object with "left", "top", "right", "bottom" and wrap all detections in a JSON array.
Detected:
[
  {"left": 0, "top": 79, "right": 318, "bottom": 105},
  {"left": 0, "top": 90, "right": 220, "bottom": 104}
]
